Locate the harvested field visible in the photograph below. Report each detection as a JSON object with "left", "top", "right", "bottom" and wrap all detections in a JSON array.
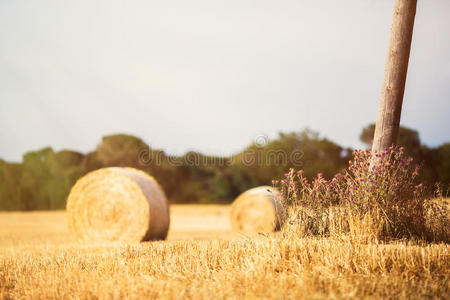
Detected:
[{"left": 0, "top": 205, "right": 449, "bottom": 299}]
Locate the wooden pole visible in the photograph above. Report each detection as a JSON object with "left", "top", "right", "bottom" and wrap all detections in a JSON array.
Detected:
[{"left": 371, "top": 0, "right": 417, "bottom": 166}]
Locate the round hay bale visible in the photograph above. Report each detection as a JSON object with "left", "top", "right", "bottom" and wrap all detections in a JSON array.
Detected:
[
  {"left": 230, "top": 186, "right": 285, "bottom": 233},
  {"left": 66, "top": 167, "right": 170, "bottom": 242}
]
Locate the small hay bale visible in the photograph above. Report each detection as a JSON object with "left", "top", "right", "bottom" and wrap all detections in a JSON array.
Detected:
[
  {"left": 230, "top": 186, "right": 285, "bottom": 233},
  {"left": 66, "top": 167, "right": 170, "bottom": 242}
]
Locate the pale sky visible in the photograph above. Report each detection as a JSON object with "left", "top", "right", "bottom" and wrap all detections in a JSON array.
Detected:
[{"left": 1, "top": 0, "right": 449, "bottom": 162}]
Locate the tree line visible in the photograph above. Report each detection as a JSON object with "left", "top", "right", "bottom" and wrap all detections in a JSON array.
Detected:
[{"left": 0, "top": 124, "right": 448, "bottom": 210}]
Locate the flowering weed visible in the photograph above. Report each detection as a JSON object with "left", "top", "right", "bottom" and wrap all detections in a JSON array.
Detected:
[{"left": 276, "top": 146, "right": 449, "bottom": 242}]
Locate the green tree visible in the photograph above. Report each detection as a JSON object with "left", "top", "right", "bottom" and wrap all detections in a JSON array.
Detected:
[
  {"left": 233, "top": 130, "right": 348, "bottom": 186},
  {"left": 360, "top": 123, "right": 441, "bottom": 185},
  {"left": 436, "top": 143, "right": 450, "bottom": 186},
  {"left": 0, "top": 160, "right": 23, "bottom": 210},
  {"left": 360, "top": 123, "right": 420, "bottom": 152},
  {"left": 96, "top": 134, "right": 149, "bottom": 169},
  {"left": 45, "top": 150, "right": 85, "bottom": 209},
  {"left": 20, "top": 148, "right": 54, "bottom": 209}
]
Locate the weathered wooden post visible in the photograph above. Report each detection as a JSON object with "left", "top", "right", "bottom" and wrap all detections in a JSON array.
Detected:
[{"left": 371, "top": 0, "right": 418, "bottom": 167}]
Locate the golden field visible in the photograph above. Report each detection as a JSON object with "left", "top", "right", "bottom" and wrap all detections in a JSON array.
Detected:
[{"left": 0, "top": 205, "right": 449, "bottom": 299}]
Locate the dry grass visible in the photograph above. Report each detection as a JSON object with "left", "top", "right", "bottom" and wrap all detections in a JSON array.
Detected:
[
  {"left": 1, "top": 205, "right": 449, "bottom": 299},
  {"left": 0, "top": 205, "right": 235, "bottom": 247}
]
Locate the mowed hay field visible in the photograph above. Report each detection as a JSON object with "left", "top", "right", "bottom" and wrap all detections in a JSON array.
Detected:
[{"left": 1, "top": 205, "right": 449, "bottom": 299}]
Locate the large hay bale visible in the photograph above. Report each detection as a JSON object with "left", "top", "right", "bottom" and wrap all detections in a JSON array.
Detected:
[
  {"left": 66, "top": 167, "right": 170, "bottom": 242},
  {"left": 230, "top": 186, "right": 285, "bottom": 233}
]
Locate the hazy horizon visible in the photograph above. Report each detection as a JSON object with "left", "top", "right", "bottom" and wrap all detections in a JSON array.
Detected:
[{"left": 1, "top": 0, "right": 449, "bottom": 162}]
